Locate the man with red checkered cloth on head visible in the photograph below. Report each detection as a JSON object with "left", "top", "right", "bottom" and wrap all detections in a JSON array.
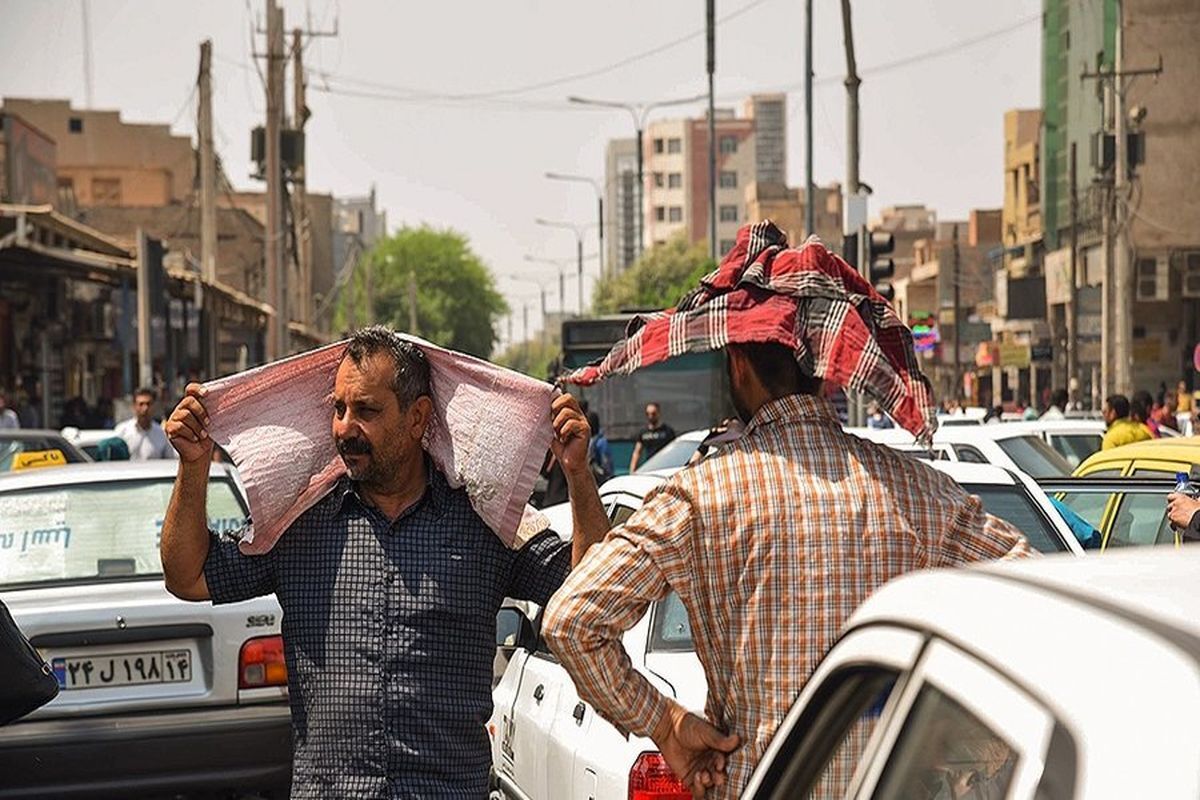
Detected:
[{"left": 541, "top": 221, "right": 1033, "bottom": 799}]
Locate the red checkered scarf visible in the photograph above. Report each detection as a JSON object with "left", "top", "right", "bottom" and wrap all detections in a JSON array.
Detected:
[{"left": 560, "top": 220, "right": 938, "bottom": 441}]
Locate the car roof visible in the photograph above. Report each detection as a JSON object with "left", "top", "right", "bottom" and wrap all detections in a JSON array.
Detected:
[
  {"left": 665, "top": 429, "right": 710, "bottom": 443},
  {"left": 0, "top": 429, "right": 76, "bottom": 441},
  {"left": 1078, "top": 436, "right": 1200, "bottom": 470},
  {"left": 598, "top": 470, "right": 673, "bottom": 498},
  {"left": 990, "top": 419, "right": 1105, "bottom": 435},
  {"left": 0, "top": 460, "right": 234, "bottom": 490},
  {"left": 927, "top": 461, "right": 1017, "bottom": 486}
]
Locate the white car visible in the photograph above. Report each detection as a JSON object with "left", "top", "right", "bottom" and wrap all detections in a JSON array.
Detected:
[
  {"left": 488, "top": 462, "right": 1080, "bottom": 800},
  {"left": 850, "top": 423, "right": 1078, "bottom": 479},
  {"left": 0, "top": 461, "right": 291, "bottom": 798},
  {"left": 742, "top": 546, "right": 1200, "bottom": 799},
  {"left": 59, "top": 427, "right": 118, "bottom": 460}
]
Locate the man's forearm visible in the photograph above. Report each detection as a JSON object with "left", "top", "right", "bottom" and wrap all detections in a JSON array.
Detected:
[
  {"left": 161, "top": 460, "right": 213, "bottom": 599},
  {"left": 564, "top": 466, "right": 609, "bottom": 566}
]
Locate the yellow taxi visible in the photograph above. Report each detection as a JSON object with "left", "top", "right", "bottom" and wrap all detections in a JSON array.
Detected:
[{"left": 1049, "top": 437, "right": 1200, "bottom": 550}]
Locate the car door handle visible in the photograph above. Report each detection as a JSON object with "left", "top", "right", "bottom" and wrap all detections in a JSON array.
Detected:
[
  {"left": 533, "top": 684, "right": 545, "bottom": 703},
  {"left": 573, "top": 702, "right": 586, "bottom": 724}
]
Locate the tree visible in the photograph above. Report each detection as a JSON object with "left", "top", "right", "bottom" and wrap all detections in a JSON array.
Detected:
[
  {"left": 335, "top": 225, "right": 507, "bottom": 358},
  {"left": 592, "top": 233, "right": 715, "bottom": 314}
]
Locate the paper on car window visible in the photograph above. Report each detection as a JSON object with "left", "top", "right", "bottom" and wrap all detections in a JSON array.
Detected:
[{"left": 0, "top": 490, "right": 70, "bottom": 583}]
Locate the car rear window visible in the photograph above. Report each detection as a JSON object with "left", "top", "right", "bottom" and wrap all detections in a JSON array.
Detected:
[
  {"left": 0, "top": 477, "right": 247, "bottom": 588},
  {"left": 1049, "top": 434, "right": 1102, "bottom": 469},
  {"left": 963, "top": 484, "right": 1066, "bottom": 553},
  {"left": 637, "top": 438, "right": 702, "bottom": 473},
  {"left": 0, "top": 437, "right": 87, "bottom": 471},
  {"left": 995, "top": 435, "right": 1073, "bottom": 478},
  {"left": 649, "top": 591, "right": 693, "bottom": 652}
]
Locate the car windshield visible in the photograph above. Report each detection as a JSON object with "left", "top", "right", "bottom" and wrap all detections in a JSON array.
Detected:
[
  {"left": 0, "top": 436, "right": 87, "bottom": 471},
  {"left": 1048, "top": 433, "right": 1102, "bottom": 469},
  {"left": 0, "top": 477, "right": 247, "bottom": 588},
  {"left": 637, "top": 438, "right": 702, "bottom": 472},
  {"left": 995, "top": 435, "right": 1073, "bottom": 478},
  {"left": 964, "top": 484, "right": 1066, "bottom": 553}
]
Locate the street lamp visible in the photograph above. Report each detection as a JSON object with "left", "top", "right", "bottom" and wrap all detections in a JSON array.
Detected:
[
  {"left": 504, "top": 274, "right": 552, "bottom": 347},
  {"left": 567, "top": 93, "right": 707, "bottom": 261},
  {"left": 535, "top": 218, "right": 597, "bottom": 315},
  {"left": 545, "top": 172, "right": 605, "bottom": 278}
]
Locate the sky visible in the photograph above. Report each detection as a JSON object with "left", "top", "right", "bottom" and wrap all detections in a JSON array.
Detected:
[{"left": 0, "top": 0, "right": 1043, "bottom": 342}]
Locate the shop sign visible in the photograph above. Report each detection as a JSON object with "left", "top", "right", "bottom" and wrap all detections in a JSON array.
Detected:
[{"left": 998, "top": 342, "right": 1032, "bottom": 369}]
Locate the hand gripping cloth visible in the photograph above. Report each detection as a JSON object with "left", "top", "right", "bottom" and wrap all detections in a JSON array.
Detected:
[
  {"left": 202, "top": 335, "right": 555, "bottom": 554},
  {"left": 560, "top": 219, "right": 938, "bottom": 442}
]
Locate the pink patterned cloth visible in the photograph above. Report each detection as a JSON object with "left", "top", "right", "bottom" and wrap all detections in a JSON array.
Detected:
[{"left": 202, "top": 336, "right": 556, "bottom": 554}]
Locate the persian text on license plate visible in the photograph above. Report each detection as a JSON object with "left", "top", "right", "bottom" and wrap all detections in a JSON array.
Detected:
[{"left": 51, "top": 649, "right": 192, "bottom": 689}]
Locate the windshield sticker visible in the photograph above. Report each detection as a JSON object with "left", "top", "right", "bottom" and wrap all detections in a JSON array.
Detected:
[{"left": 0, "top": 491, "right": 70, "bottom": 582}]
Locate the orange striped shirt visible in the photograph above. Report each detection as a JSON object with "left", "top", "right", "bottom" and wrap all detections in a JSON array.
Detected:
[{"left": 542, "top": 393, "right": 1032, "bottom": 797}]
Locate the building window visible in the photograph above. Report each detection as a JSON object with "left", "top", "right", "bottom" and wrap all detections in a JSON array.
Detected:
[
  {"left": 667, "top": 138, "right": 682, "bottom": 154},
  {"left": 719, "top": 205, "right": 738, "bottom": 222},
  {"left": 653, "top": 138, "right": 665, "bottom": 154},
  {"left": 668, "top": 172, "right": 682, "bottom": 189},
  {"left": 655, "top": 206, "right": 666, "bottom": 222},
  {"left": 719, "top": 170, "right": 737, "bottom": 188},
  {"left": 668, "top": 206, "right": 683, "bottom": 223},
  {"left": 720, "top": 239, "right": 736, "bottom": 253},
  {"left": 68, "top": 117, "right": 83, "bottom": 133},
  {"left": 652, "top": 172, "right": 665, "bottom": 188},
  {"left": 91, "top": 177, "right": 122, "bottom": 205},
  {"left": 720, "top": 135, "right": 737, "bottom": 154}
]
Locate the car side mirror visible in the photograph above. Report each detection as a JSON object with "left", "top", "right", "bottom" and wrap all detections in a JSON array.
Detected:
[{"left": 495, "top": 606, "right": 537, "bottom": 652}]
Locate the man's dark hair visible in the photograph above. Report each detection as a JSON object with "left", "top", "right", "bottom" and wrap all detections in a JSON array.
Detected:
[
  {"left": 1131, "top": 389, "right": 1154, "bottom": 422},
  {"left": 729, "top": 342, "right": 822, "bottom": 397},
  {"left": 345, "top": 325, "right": 432, "bottom": 408},
  {"left": 134, "top": 387, "right": 156, "bottom": 402},
  {"left": 1051, "top": 388, "right": 1069, "bottom": 409},
  {"left": 1106, "top": 394, "right": 1131, "bottom": 419},
  {"left": 586, "top": 411, "right": 601, "bottom": 434}
]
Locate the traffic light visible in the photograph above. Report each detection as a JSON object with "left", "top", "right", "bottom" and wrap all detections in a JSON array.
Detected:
[{"left": 860, "top": 225, "right": 895, "bottom": 302}]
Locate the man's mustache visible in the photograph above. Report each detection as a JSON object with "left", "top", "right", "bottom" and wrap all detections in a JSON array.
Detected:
[{"left": 337, "top": 438, "right": 372, "bottom": 456}]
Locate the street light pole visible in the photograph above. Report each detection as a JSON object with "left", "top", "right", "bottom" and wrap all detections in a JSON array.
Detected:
[
  {"left": 568, "top": 93, "right": 707, "bottom": 261},
  {"left": 545, "top": 171, "right": 605, "bottom": 279},
  {"left": 536, "top": 218, "right": 597, "bottom": 315}
]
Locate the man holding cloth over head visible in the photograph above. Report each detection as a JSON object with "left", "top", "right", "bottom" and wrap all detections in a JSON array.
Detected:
[
  {"left": 543, "top": 222, "right": 1032, "bottom": 798},
  {"left": 161, "top": 326, "right": 600, "bottom": 799}
]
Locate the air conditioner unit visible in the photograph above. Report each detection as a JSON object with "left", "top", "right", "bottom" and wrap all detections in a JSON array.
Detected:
[
  {"left": 1136, "top": 255, "right": 1169, "bottom": 301},
  {"left": 1182, "top": 252, "right": 1200, "bottom": 298}
]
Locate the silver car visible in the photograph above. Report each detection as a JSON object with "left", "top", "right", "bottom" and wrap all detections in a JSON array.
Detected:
[{"left": 0, "top": 461, "right": 291, "bottom": 798}]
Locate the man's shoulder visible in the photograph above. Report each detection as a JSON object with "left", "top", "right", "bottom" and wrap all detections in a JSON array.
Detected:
[{"left": 113, "top": 419, "right": 135, "bottom": 435}]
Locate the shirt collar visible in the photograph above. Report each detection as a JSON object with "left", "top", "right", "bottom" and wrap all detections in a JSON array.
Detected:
[
  {"left": 744, "top": 393, "right": 839, "bottom": 436},
  {"left": 332, "top": 453, "right": 447, "bottom": 517}
]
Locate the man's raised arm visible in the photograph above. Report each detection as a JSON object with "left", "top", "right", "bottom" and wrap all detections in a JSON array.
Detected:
[{"left": 160, "top": 384, "right": 215, "bottom": 601}]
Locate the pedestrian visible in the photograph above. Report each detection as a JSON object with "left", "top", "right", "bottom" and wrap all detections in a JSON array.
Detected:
[
  {"left": 865, "top": 400, "right": 894, "bottom": 429},
  {"left": 0, "top": 388, "right": 20, "bottom": 430},
  {"left": 587, "top": 410, "right": 614, "bottom": 484},
  {"left": 15, "top": 388, "right": 40, "bottom": 429},
  {"left": 1132, "top": 390, "right": 1160, "bottom": 438},
  {"left": 1176, "top": 380, "right": 1193, "bottom": 435},
  {"left": 93, "top": 436, "right": 131, "bottom": 461},
  {"left": 629, "top": 401, "right": 676, "bottom": 472},
  {"left": 159, "top": 327, "right": 602, "bottom": 798},
  {"left": 115, "top": 388, "right": 175, "bottom": 460},
  {"left": 1101, "top": 394, "right": 1153, "bottom": 450},
  {"left": 542, "top": 222, "right": 1032, "bottom": 798},
  {"left": 1041, "top": 388, "right": 1069, "bottom": 420}
]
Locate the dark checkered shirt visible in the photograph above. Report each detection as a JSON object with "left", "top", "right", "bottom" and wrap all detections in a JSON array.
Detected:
[{"left": 204, "top": 465, "right": 572, "bottom": 799}]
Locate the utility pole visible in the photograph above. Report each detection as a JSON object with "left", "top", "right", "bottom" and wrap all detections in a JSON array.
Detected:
[
  {"left": 1081, "top": 1, "right": 1160, "bottom": 397},
  {"left": 840, "top": 0, "right": 860, "bottom": 198},
  {"left": 407, "top": 270, "right": 419, "bottom": 335},
  {"left": 292, "top": 28, "right": 311, "bottom": 329},
  {"left": 706, "top": 0, "right": 717, "bottom": 260},
  {"left": 136, "top": 229, "right": 153, "bottom": 388},
  {"left": 198, "top": 40, "right": 219, "bottom": 378},
  {"left": 263, "top": 0, "right": 286, "bottom": 361},
  {"left": 952, "top": 224, "right": 961, "bottom": 400},
  {"left": 1067, "top": 142, "right": 1079, "bottom": 406},
  {"left": 840, "top": 0, "right": 863, "bottom": 425},
  {"left": 804, "top": 0, "right": 815, "bottom": 237},
  {"left": 576, "top": 236, "right": 584, "bottom": 315}
]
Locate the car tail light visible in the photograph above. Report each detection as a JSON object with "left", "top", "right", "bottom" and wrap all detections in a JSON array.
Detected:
[
  {"left": 239, "top": 635, "right": 287, "bottom": 688},
  {"left": 629, "top": 752, "right": 689, "bottom": 800}
]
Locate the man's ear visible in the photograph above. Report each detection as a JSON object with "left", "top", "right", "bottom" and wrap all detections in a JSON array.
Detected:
[{"left": 407, "top": 395, "right": 434, "bottom": 440}]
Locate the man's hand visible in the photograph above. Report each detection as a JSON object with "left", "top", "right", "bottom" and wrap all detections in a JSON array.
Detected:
[
  {"left": 1167, "top": 492, "right": 1200, "bottom": 531},
  {"left": 165, "top": 383, "right": 214, "bottom": 464},
  {"left": 652, "top": 702, "right": 740, "bottom": 798},
  {"left": 550, "top": 393, "right": 591, "bottom": 477}
]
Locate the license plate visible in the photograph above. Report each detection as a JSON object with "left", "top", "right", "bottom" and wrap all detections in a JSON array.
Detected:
[{"left": 51, "top": 649, "right": 192, "bottom": 690}]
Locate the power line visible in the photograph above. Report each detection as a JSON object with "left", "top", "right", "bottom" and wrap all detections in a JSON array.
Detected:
[{"left": 307, "top": 0, "right": 774, "bottom": 102}]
